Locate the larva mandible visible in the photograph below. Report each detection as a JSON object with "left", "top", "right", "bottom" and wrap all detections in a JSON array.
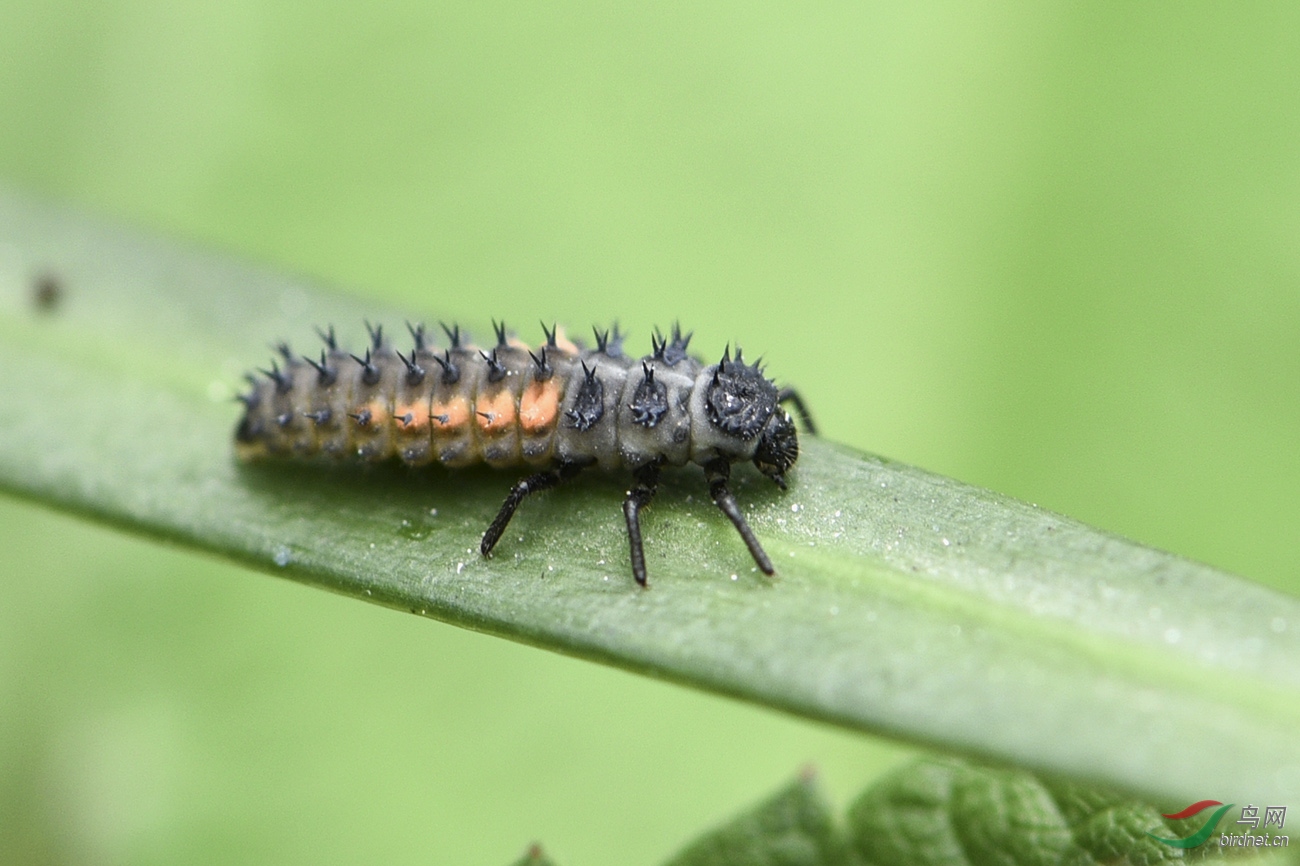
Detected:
[{"left": 234, "top": 321, "right": 816, "bottom": 586}]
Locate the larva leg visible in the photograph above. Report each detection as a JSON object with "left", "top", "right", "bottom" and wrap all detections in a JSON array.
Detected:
[
  {"left": 481, "top": 462, "right": 584, "bottom": 558},
  {"left": 703, "top": 459, "right": 775, "bottom": 575},
  {"left": 622, "top": 459, "right": 663, "bottom": 587},
  {"left": 776, "top": 387, "right": 817, "bottom": 435}
]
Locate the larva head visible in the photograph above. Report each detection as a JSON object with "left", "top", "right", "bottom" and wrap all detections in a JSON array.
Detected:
[{"left": 753, "top": 409, "right": 798, "bottom": 489}]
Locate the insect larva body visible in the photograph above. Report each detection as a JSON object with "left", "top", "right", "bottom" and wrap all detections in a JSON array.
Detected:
[{"left": 235, "top": 322, "right": 814, "bottom": 586}]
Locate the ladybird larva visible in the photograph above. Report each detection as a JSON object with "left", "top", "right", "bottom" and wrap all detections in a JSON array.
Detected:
[{"left": 235, "top": 321, "right": 816, "bottom": 586}]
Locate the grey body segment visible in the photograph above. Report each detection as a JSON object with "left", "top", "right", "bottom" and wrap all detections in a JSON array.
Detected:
[
  {"left": 555, "top": 350, "right": 632, "bottom": 469},
  {"left": 430, "top": 347, "right": 484, "bottom": 468},
  {"left": 687, "top": 363, "right": 763, "bottom": 464},
  {"left": 351, "top": 348, "right": 403, "bottom": 461},
  {"left": 520, "top": 350, "right": 577, "bottom": 466},
  {"left": 617, "top": 356, "right": 699, "bottom": 468},
  {"left": 477, "top": 345, "right": 531, "bottom": 468}
]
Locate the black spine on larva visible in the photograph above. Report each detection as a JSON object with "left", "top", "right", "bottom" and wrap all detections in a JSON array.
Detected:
[
  {"left": 652, "top": 323, "right": 693, "bottom": 367},
  {"left": 593, "top": 324, "right": 627, "bottom": 359},
  {"left": 566, "top": 361, "right": 605, "bottom": 430},
  {"left": 365, "top": 320, "right": 384, "bottom": 351},
  {"left": 440, "top": 321, "right": 462, "bottom": 348},
  {"left": 407, "top": 321, "right": 428, "bottom": 351},
  {"left": 432, "top": 349, "right": 460, "bottom": 384},
  {"left": 395, "top": 349, "right": 425, "bottom": 386},
  {"left": 481, "top": 348, "right": 507, "bottom": 383},
  {"left": 259, "top": 360, "right": 293, "bottom": 394},
  {"left": 303, "top": 351, "right": 337, "bottom": 386},
  {"left": 529, "top": 347, "right": 553, "bottom": 381},
  {"left": 629, "top": 361, "right": 668, "bottom": 427},
  {"left": 351, "top": 348, "right": 381, "bottom": 386}
]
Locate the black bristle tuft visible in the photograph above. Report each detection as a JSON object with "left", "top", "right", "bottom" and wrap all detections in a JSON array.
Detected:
[
  {"left": 565, "top": 362, "right": 605, "bottom": 430},
  {"left": 407, "top": 321, "right": 427, "bottom": 351},
  {"left": 259, "top": 360, "right": 292, "bottom": 394},
  {"left": 303, "top": 351, "right": 337, "bottom": 386},
  {"left": 365, "top": 320, "right": 384, "bottom": 351},
  {"left": 481, "top": 349, "right": 507, "bottom": 383},
  {"left": 593, "top": 326, "right": 609, "bottom": 354},
  {"left": 440, "top": 322, "right": 461, "bottom": 348},
  {"left": 658, "top": 322, "right": 693, "bottom": 365},
  {"left": 607, "top": 323, "right": 626, "bottom": 358},
  {"left": 541, "top": 321, "right": 558, "bottom": 347},
  {"left": 303, "top": 409, "right": 332, "bottom": 425},
  {"left": 433, "top": 350, "right": 460, "bottom": 384},
  {"left": 350, "top": 349, "right": 381, "bottom": 386},
  {"left": 315, "top": 325, "right": 337, "bottom": 351},
  {"left": 396, "top": 349, "right": 426, "bottom": 386},
  {"left": 629, "top": 360, "right": 668, "bottom": 427},
  {"left": 492, "top": 319, "right": 508, "bottom": 348},
  {"left": 529, "top": 347, "right": 553, "bottom": 381}
]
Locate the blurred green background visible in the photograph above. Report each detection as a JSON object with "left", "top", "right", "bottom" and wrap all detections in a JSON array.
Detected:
[{"left": 2, "top": 3, "right": 1298, "bottom": 864}]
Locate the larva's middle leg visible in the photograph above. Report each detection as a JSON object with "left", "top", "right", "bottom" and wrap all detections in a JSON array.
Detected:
[
  {"left": 622, "top": 459, "right": 663, "bottom": 587},
  {"left": 481, "top": 462, "right": 584, "bottom": 558}
]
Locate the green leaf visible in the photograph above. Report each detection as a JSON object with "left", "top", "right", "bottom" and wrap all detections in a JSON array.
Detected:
[
  {"left": 1, "top": 190, "right": 1297, "bottom": 804},
  {"left": 844, "top": 758, "right": 1287, "bottom": 866},
  {"left": 662, "top": 772, "right": 846, "bottom": 866}
]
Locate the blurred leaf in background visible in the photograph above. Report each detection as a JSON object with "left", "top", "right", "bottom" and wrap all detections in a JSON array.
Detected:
[{"left": 1, "top": 2, "right": 1297, "bottom": 865}]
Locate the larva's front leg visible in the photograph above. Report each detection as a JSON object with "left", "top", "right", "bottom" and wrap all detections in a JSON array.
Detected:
[{"left": 703, "top": 458, "right": 775, "bottom": 576}]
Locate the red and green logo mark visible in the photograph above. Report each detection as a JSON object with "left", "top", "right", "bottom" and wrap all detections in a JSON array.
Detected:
[{"left": 1147, "top": 800, "right": 1235, "bottom": 848}]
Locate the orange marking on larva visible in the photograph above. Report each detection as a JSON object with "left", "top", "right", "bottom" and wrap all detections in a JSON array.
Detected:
[
  {"left": 430, "top": 396, "right": 470, "bottom": 431},
  {"left": 476, "top": 390, "right": 516, "bottom": 433},
  {"left": 519, "top": 380, "right": 560, "bottom": 434},
  {"left": 350, "top": 400, "right": 388, "bottom": 429},
  {"left": 393, "top": 403, "right": 428, "bottom": 432}
]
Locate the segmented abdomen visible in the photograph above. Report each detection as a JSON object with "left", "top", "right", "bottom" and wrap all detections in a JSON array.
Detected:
[{"left": 235, "top": 323, "right": 744, "bottom": 471}]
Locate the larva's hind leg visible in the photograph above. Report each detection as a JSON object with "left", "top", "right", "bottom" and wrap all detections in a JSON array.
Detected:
[
  {"left": 481, "top": 462, "right": 584, "bottom": 558},
  {"left": 622, "top": 459, "right": 663, "bottom": 587},
  {"left": 703, "top": 459, "right": 775, "bottom": 575},
  {"left": 776, "top": 387, "right": 817, "bottom": 435}
]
